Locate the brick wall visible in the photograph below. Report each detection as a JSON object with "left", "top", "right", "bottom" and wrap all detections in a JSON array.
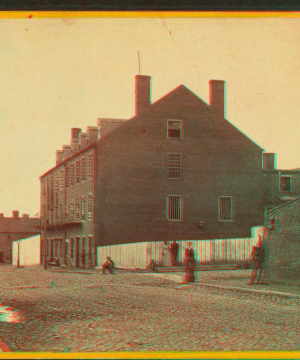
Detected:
[
  {"left": 264, "top": 199, "right": 300, "bottom": 285},
  {"left": 0, "top": 217, "right": 40, "bottom": 263},
  {"left": 95, "top": 86, "right": 267, "bottom": 246}
]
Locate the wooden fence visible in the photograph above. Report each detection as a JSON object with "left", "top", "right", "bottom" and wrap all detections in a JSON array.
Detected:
[{"left": 97, "top": 237, "right": 258, "bottom": 269}]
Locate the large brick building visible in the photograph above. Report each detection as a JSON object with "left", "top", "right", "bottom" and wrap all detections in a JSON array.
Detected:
[{"left": 40, "top": 74, "right": 300, "bottom": 268}]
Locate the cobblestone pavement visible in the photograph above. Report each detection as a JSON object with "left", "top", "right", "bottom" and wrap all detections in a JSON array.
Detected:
[{"left": 0, "top": 265, "right": 299, "bottom": 352}]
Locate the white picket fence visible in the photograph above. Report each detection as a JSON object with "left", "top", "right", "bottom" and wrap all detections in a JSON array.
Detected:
[{"left": 97, "top": 237, "right": 258, "bottom": 269}]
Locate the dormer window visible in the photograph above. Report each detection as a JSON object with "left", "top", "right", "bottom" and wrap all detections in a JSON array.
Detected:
[
  {"left": 280, "top": 176, "right": 293, "bottom": 192},
  {"left": 168, "top": 120, "right": 183, "bottom": 138}
]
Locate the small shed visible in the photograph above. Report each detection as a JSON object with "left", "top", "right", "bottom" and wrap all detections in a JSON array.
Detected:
[
  {"left": 12, "top": 235, "right": 41, "bottom": 267},
  {"left": 264, "top": 197, "right": 300, "bottom": 285}
]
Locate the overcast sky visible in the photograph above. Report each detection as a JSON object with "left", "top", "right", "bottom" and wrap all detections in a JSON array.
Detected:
[{"left": 0, "top": 15, "right": 299, "bottom": 217}]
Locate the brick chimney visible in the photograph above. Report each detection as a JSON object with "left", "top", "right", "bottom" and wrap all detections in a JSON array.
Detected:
[
  {"left": 263, "top": 153, "right": 276, "bottom": 170},
  {"left": 56, "top": 150, "right": 64, "bottom": 165},
  {"left": 209, "top": 80, "right": 225, "bottom": 119},
  {"left": 87, "top": 126, "right": 98, "bottom": 145},
  {"left": 71, "top": 128, "right": 81, "bottom": 154},
  {"left": 62, "top": 145, "right": 72, "bottom": 160},
  {"left": 135, "top": 75, "right": 151, "bottom": 116},
  {"left": 12, "top": 211, "right": 19, "bottom": 218},
  {"left": 80, "top": 132, "right": 88, "bottom": 150}
]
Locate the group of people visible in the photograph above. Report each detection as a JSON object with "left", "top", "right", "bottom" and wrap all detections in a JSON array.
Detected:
[
  {"left": 102, "top": 236, "right": 266, "bottom": 285},
  {"left": 161, "top": 240, "right": 179, "bottom": 267}
]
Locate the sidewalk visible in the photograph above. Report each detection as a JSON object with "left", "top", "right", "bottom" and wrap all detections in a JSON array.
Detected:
[{"left": 155, "top": 269, "right": 300, "bottom": 299}]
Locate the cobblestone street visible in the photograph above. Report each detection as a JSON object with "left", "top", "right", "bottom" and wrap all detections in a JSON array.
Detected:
[{"left": 0, "top": 266, "right": 299, "bottom": 352}]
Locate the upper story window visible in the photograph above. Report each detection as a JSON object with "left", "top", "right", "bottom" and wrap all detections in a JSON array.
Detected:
[
  {"left": 280, "top": 176, "right": 293, "bottom": 192},
  {"left": 88, "top": 153, "right": 94, "bottom": 179},
  {"left": 65, "top": 166, "right": 69, "bottom": 189},
  {"left": 76, "top": 161, "right": 81, "bottom": 184},
  {"left": 70, "top": 164, "right": 75, "bottom": 187},
  {"left": 219, "top": 196, "right": 234, "bottom": 222},
  {"left": 60, "top": 170, "right": 64, "bottom": 191},
  {"left": 167, "top": 196, "right": 182, "bottom": 221},
  {"left": 167, "top": 153, "right": 182, "bottom": 178},
  {"left": 168, "top": 120, "right": 183, "bottom": 138},
  {"left": 81, "top": 157, "right": 87, "bottom": 181}
]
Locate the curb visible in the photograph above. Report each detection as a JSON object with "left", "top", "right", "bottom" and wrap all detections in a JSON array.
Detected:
[
  {"left": 0, "top": 337, "right": 11, "bottom": 352},
  {"left": 157, "top": 273, "right": 300, "bottom": 299}
]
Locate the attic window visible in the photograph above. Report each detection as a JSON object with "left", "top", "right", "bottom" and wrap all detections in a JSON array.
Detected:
[
  {"left": 280, "top": 176, "right": 293, "bottom": 192},
  {"left": 168, "top": 120, "right": 183, "bottom": 138}
]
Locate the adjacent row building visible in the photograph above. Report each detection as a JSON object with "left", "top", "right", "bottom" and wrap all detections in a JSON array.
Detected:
[{"left": 40, "top": 74, "right": 300, "bottom": 268}]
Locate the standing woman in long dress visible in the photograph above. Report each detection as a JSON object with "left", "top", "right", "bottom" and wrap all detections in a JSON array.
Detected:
[{"left": 162, "top": 241, "right": 172, "bottom": 267}]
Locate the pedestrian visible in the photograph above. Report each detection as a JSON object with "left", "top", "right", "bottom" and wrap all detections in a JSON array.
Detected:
[
  {"left": 162, "top": 241, "right": 172, "bottom": 267},
  {"left": 81, "top": 251, "right": 85, "bottom": 269},
  {"left": 102, "top": 256, "right": 115, "bottom": 274},
  {"left": 171, "top": 241, "right": 179, "bottom": 266},
  {"left": 147, "top": 259, "right": 156, "bottom": 272},
  {"left": 184, "top": 242, "right": 196, "bottom": 283},
  {"left": 249, "top": 235, "right": 265, "bottom": 285}
]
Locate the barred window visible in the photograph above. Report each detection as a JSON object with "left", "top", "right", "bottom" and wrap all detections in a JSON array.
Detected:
[
  {"left": 219, "top": 196, "right": 234, "bottom": 221},
  {"left": 167, "top": 196, "right": 182, "bottom": 221},
  {"left": 280, "top": 176, "right": 293, "bottom": 192},
  {"left": 76, "top": 160, "right": 81, "bottom": 184},
  {"left": 167, "top": 153, "right": 182, "bottom": 178},
  {"left": 88, "top": 193, "right": 93, "bottom": 220},
  {"left": 81, "top": 195, "right": 86, "bottom": 220},
  {"left": 65, "top": 202, "right": 69, "bottom": 222},
  {"left": 60, "top": 170, "right": 64, "bottom": 191},
  {"left": 70, "top": 200, "right": 74, "bottom": 220},
  {"left": 76, "top": 197, "right": 80, "bottom": 221},
  {"left": 88, "top": 153, "right": 93, "bottom": 179},
  {"left": 65, "top": 166, "right": 69, "bottom": 189},
  {"left": 81, "top": 157, "right": 87, "bottom": 181},
  {"left": 70, "top": 164, "right": 75, "bottom": 187},
  {"left": 168, "top": 120, "right": 183, "bottom": 138}
]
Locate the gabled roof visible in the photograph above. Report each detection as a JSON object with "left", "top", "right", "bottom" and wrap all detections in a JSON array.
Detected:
[{"left": 99, "top": 82, "right": 264, "bottom": 153}]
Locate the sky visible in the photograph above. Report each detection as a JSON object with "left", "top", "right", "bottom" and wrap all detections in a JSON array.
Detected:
[{"left": 0, "top": 14, "right": 300, "bottom": 217}]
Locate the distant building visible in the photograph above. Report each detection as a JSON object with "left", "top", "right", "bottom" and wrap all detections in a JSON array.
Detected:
[
  {"left": 264, "top": 197, "right": 300, "bottom": 285},
  {"left": 263, "top": 154, "right": 300, "bottom": 209},
  {"left": 0, "top": 211, "right": 40, "bottom": 263},
  {"left": 40, "top": 74, "right": 300, "bottom": 269}
]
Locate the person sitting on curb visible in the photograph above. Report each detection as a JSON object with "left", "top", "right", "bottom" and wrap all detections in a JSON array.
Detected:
[
  {"left": 102, "top": 257, "right": 115, "bottom": 274},
  {"left": 147, "top": 259, "right": 156, "bottom": 273}
]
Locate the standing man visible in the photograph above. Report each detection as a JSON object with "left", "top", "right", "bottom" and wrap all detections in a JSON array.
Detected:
[
  {"left": 249, "top": 235, "right": 265, "bottom": 285},
  {"left": 171, "top": 241, "right": 179, "bottom": 266},
  {"left": 184, "top": 242, "right": 196, "bottom": 283}
]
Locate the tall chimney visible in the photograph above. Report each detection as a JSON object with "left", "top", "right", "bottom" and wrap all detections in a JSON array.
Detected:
[
  {"left": 62, "top": 145, "right": 72, "bottom": 160},
  {"left": 12, "top": 210, "right": 19, "bottom": 218},
  {"left": 71, "top": 128, "right": 81, "bottom": 140},
  {"left": 80, "top": 132, "right": 88, "bottom": 150},
  {"left": 71, "top": 128, "right": 81, "bottom": 154},
  {"left": 263, "top": 153, "right": 276, "bottom": 170},
  {"left": 56, "top": 150, "right": 64, "bottom": 165},
  {"left": 87, "top": 126, "right": 99, "bottom": 145},
  {"left": 135, "top": 75, "right": 151, "bottom": 116},
  {"left": 209, "top": 80, "right": 225, "bottom": 119}
]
